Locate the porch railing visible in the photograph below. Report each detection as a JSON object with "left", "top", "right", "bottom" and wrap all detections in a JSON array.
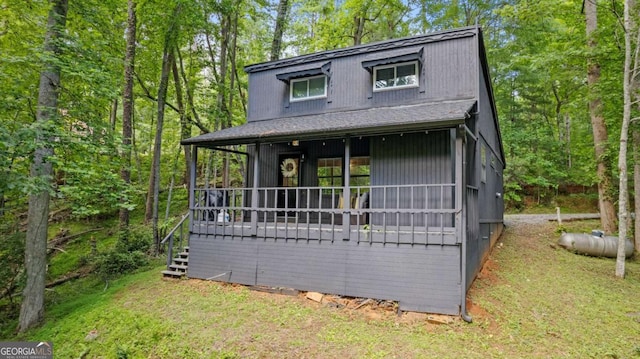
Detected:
[{"left": 190, "top": 184, "right": 459, "bottom": 245}]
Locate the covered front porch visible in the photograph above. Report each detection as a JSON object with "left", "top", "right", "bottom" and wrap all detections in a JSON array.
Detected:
[{"left": 185, "top": 127, "right": 472, "bottom": 246}]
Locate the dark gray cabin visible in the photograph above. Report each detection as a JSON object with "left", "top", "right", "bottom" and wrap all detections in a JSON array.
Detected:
[{"left": 178, "top": 26, "right": 505, "bottom": 319}]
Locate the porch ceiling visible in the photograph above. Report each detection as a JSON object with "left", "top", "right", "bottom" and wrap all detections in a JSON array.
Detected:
[{"left": 182, "top": 99, "right": 476, "bottom": 147}]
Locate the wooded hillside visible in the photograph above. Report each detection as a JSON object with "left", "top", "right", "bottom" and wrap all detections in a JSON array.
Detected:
[{"left": 2, "top": 0, "right": 639, "bottom": 331}]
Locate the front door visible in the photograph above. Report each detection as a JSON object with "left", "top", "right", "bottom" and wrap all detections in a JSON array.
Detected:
[{"left": 277, "top": 154, "right": 300, "bottom": 218}]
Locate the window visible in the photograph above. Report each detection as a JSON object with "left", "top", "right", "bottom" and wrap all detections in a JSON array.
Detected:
[
  {"left": 318, "top": 158, "right": 342, "bottom": 188},
  {"left": 317, "top": 157, "right": 370, "bottom": 188},
  {"left": 290, "top": 75, "right": 327, "bottom": 101},
  {"left": 373, "top": 61, "right": 418, "bottom": 91},
  {"left": 349, "top": 157, "right": 370, "bottom": 187}
]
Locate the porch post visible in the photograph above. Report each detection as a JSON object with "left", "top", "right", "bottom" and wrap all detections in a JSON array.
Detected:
[
  {"left": 250, "top": 142, "right": 260, "bottom": 236},
  {"left": 189, "top": 145, "right": 197, "bottom": 233},
  {"left": 342, "top": 136, "right": 351, "bottom": 239}
]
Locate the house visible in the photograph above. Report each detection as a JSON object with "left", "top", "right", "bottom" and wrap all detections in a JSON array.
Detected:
[{"left": 177, "top": 26, "right": 504, "bottom": 319}]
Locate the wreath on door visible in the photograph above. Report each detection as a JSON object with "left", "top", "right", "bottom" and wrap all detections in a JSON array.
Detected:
[{"left": 280, "top": 158, "right": 298, "bottom": 178}]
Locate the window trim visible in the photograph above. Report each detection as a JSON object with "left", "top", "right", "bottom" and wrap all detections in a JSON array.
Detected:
[
  {"left": 372, "top": 61, "right": 419, "bottom": 92},
  {"left": 289, "top": 75, "right": 328, "bottom": 102}
]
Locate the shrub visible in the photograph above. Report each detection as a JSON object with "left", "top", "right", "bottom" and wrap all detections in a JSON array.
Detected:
[
  {"left": 94, "top": 250, "right": 148, "bottom": 280},
  {"left": 116, "top": 226, "right": 153, "bottom": 254},
  {"left": 0, "top": 220, "right": 25, "bottom": 304}
]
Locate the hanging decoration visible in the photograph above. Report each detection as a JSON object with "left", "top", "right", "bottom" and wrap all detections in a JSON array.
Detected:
[{"left": 280, "top": 158, "right": 298, "bottom": 178}]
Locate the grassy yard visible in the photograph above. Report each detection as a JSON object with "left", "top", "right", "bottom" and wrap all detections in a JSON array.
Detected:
[{"left": 7, "top": 219, "right": 640, "bottom": 358}]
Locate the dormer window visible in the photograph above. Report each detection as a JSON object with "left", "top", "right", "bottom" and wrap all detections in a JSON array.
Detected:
[
  {"left": 291, "top": 75, "right": 327, "bottom": 101},
  {"left": 276, "top": 62, "right": 331, "bottom": 104},
  {"left": 373, "top": 61, "right": 418, "bottom": 91},
  {"left": 362, "top": 49, "right": 423, "bottom": 96}
]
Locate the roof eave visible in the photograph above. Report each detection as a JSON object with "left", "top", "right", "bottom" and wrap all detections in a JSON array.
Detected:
[{"left": 182, "top": 118, "right": 466, "bottom": 148}]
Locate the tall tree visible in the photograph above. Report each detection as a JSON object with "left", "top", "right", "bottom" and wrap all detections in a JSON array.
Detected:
[
  {"left": 586, "top": 0, "right": 617, "bottom": 234},
  {"left": 119, "top": 0, "right": 137, "bottom": 239},
  {"left": 146, "top": 3, "right": 180, "bottom": 253},
  {"left": 617, "top": 0, "right": 639, "bottom": 277},
  {"left": 19, "top": 0, "right": 68, "bottom": 332},
  {"left": 271, "top": 0, "right": 290, "bottom": 61}
]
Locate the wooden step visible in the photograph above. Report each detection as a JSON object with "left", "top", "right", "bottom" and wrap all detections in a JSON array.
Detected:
[
  {"left": 173, "top": 257, "right": 189, "bottom": 264},
  {"left": 170, "top": 264, "right": 188, "bottom": 272},
  {"left": 177, "top": 252, "right": 189, "bottom": 258},
  {"left": 161, "top": 270, "right": 185, "bottom": 278}
]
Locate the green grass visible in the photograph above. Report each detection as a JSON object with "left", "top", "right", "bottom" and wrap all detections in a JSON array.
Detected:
[{"left": 5, "top": 219, "right": 639, "bottom": 358}]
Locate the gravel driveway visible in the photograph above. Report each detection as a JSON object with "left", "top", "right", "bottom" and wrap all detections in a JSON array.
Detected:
[{"left": 504, "top": 213, "right": 600, "bottom": 226}]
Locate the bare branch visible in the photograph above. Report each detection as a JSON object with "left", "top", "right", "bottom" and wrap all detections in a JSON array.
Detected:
[{"left": 134, "top": 71, "right": 181, "bottom": 114}]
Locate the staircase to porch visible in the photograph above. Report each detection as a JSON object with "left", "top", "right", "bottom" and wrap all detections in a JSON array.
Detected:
[
  {"left": 162, "top": 246, "right": 189, "bottom": 278},
  {"left": 160, "top": 213, "right": 190, "bottom": 279}
]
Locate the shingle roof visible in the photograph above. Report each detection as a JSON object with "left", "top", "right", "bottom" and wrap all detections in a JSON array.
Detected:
[{"left": 182, "top": 99, "right": 477, "bottom": 147}]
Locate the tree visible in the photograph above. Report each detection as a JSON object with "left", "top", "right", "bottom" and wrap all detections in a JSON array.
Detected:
[
  {"left": 146, "top": 3, "right": 181, "bottom": 252},
  {"left": 586, "top": 0, "right": 617, "bottom": 234},
  {"left": 120, "top": 0, "right": 137, "bottom": 239},
  {"left": 616, "top": 0, "right": 639, "bottom": 278},
  {"left": 271, "top": 0, "right": 290, "bottom": 61},
  {"left": 19, "top": 0, "right": 69, "bottom": 332}
]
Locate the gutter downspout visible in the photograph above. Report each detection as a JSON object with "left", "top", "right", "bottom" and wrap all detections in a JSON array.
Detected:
[{"left": 457, "top": 125, "right": 472, "bottom": 323}]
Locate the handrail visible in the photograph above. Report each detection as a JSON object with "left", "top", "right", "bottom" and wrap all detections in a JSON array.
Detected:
[
  {"left": 161, "top": 213, "right": 190, "bottom": 245},
  {"left": 161, "top": 213, "right": 190, "bottom": 270}
]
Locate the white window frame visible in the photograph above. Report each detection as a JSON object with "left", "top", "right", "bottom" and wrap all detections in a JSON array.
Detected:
[
  {"left": 373, "top": 61, "right": 419, "bottom": 92},
  {"left": 290, "top": 75, "right": 327, "bottom": 102}
]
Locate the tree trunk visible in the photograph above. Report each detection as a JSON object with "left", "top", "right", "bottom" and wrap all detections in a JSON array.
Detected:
[
  {"left": 145, "top": 4, "right": 180, "bottom": 225},
  {"left": 147, "top": 4, "right": 180, "bottom": 252},
  {"left": 633, "top": 27, "right": 640, "bottom": 254},
  {"left": 616, "top": 0, "right": 635, "bottom": 278},
  {"left": 270, "top": 0, "right": 289, "bottom": 61},
  {"left": 633, "top": 127, "right": 640, "bottom": 252},
  {"left": 176, "top": 48, "right": 194, "bottom": 189},
  {"left": 217, "top": 14, "right": 231, "bottom": 188},
  {"left": 19, "top": 0, "right": 68, "bottom": 333},
  {"left": 119, "top": 0, "right": 136, "bottom": 239},
  {"left": 586, "top": 0, "right": 617, "bottom": 234},
  {"left": 148, "top": 49, "right": 175, "bottom": 249},
  {"left": 110, "top": 99, "right": 118, "bottom": 132},
  {"left": 353, "top": 16, "right": 365, "bottom": 45}
]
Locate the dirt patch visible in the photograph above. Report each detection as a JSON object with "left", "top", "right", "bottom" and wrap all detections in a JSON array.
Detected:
[{"left": 477, "top": 256, "right": 500, "bottom": 285}]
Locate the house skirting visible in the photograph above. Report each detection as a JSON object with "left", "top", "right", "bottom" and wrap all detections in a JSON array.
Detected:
[{"left": 187, "top": 234, "right": 462, "bottom": 315}]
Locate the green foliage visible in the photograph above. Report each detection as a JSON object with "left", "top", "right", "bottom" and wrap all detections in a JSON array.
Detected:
[
  {"left": 94, "top": 250, "right": 148, "bottom": 280},
  {"left": 93, "top": 225, "right": 153, "bottom": 280},
  {"left": 0, "top": 218, "right": 26, "bottom": 303},
  {"left": 116, "top": 226, "right": 154, "bottom": 253}
]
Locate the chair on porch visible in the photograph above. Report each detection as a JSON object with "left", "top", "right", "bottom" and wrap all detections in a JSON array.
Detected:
[{"left": 335, "top": 192, "right": 369, "bottom": 225}]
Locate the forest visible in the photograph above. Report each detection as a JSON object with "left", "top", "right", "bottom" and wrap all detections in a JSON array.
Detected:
[{"left": 1, "top": 0, "right": 639, "bottom": 332}]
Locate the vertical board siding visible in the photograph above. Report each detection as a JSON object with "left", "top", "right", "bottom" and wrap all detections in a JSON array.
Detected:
[
  {"left": 370, "top": 131, "right": 454, "bottom": 226},
  {"left": 247, "top": 37, "right": 476, "bottom": 122},
  {"left": 188, "top": 235, "right": 258, "bottom": 285},
  {"left": 188, "top": 234, "right": 462, "bottom": 315}
]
